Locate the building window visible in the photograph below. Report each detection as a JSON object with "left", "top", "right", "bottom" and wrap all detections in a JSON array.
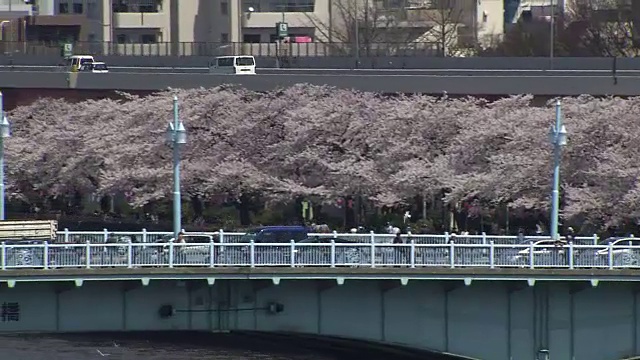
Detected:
[
  {"left": 243, "top": 34, "right": 261, "bottom": 43},
  {"left": 116, "top": 34, "right": 127, "bottom": 43},
  {"left": 221, "top": 2, "right": 228, "bottom": 15},
  {"left": 242, "top": 0, "right": 261, "bottom": 11},
  {"left": 113, "top": 0, "right": 161, "bottom": 13},
  {"left": 58, "top": 2, "right": 69, "bottom": 13},
  {"left": 271, "top": 33, "right": 314, "bottom": 42},
  {"left": 73, "top": 2, "right": 83, "bottom": 13},
  {"left": 141, "top": 34, "right": 157, "bottom": 43},
  {"left": 267, "top": 0, "right": 315, "bottom": 12},
  {"left": 220, "top": 33, "right": 229, "bottom": 43}
]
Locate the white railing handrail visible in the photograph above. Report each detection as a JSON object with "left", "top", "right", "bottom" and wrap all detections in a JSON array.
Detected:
[
  {"left": 54, "top": 228, "right": 601, "bottom": 244},
  {"left": 0, "top": 240, "right": 633, "bottom": 270}
]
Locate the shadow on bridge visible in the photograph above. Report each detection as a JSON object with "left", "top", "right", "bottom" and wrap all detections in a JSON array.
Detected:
[{"left": 45, "top": 331, "right": 476, "bottom": 360}]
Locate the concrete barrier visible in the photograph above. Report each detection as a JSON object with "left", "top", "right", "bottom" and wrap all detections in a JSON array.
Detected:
[
  {"left": 0, "top": 54, "right": 637, "bottom": 71},
  {"left": 0, "top": 71, "right": 637, "bottom": 95}
]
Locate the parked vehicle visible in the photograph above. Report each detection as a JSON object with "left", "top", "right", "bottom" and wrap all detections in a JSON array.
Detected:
[
  {"left": 509, "top": 239, "right": 567, "bottom": 267},
  {"left": 579, "top": 237, "right": 640, "bottom": 267},
  {"left": 237, "top": 226, "right": 308, "bottom": 243},
  {"left": 295, "top": 237, "right": 369, "bottom": 266},
  {"left": 0, "top": 220, "right": 57, "bottom": 268}
]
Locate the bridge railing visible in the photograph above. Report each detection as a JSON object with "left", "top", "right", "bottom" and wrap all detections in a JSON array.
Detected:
[
  {"left": 0, "top": 41, "right": 441, "bottom": 57},
  {"left": 0, "top": 241, "right": 631, "bottom": 270},
  {"left": 55, "top": 229, "right": 600, "bottom": 246}
]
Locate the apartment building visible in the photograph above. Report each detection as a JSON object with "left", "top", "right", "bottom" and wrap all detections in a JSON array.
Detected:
[{"left": 0, "top": 0, "right": 505, "bottom": 55}]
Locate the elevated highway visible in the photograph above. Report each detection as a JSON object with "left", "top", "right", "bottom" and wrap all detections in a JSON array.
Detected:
[
  {"left": 0, "top": 64, "right": 637, "bottom": 77},
  {"left": 0, "top": 69, "right": 636, "bottom": 96}
]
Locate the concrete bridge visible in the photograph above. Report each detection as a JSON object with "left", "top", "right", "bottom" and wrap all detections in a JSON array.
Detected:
[
  {"left": 0, "top": 236, "right": 637, "bottom": 360},
  {"left": 0, "top": 267, "right": 637, "bottom": 360}
]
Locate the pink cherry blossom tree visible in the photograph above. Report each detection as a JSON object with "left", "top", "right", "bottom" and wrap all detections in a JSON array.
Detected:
[{"left": 6, "top": 86, "right": 640, "bottom": 232}]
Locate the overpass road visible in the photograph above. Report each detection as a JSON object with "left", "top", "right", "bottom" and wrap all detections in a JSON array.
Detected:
[
  {"left": 1, "top": 69, "right": 638, "bottom": 95},
  {"left": 0, "top": 65, "right": 635, "bottom": 77}
]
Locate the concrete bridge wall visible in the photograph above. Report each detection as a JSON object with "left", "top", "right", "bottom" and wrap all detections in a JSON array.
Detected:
[{"left": 0, "top": 279, "right": 635, "bottom": 360}]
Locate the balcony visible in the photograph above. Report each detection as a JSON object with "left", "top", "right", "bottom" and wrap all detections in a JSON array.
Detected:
[
  {"left": 243, "top": 12, "right": 312, "bottom": 28},
  {"left": 113, "top": 12, "right": 166, "bottom": 29}
]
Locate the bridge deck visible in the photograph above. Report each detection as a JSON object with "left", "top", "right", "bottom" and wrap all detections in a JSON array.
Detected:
[{"left": 1, "top": 267, "right": 637, "bottom": 283}]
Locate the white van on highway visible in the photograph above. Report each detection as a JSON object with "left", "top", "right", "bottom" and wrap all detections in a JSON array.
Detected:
[
  {"left": 208, "top": 56, "right": 256, "bottom": 75},
  {"left": 67, "top": 55, "right": 95, "bottom": 72}
]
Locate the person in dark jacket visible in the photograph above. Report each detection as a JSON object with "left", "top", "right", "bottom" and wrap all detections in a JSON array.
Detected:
[{"left": 393, "top": 230, "right": 405, "bottom": 265}]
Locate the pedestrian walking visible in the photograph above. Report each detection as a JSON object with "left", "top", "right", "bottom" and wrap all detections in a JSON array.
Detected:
[{"left": 393, "top": 229, "right": 405, "bottom": 266}]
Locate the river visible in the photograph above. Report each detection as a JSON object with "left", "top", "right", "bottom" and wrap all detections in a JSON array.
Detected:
[{"left": 0, "top": 332, "right": 458, "bottom": 360}]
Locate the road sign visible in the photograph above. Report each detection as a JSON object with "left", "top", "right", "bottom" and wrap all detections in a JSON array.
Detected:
[
  {"left": 61, "top": 43, "right": 73, "bottom": 58},
  {"left": 276, "top": 22, "right": 289, "bottom": 38}
]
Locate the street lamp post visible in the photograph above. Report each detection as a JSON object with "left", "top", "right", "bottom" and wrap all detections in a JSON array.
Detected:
[
  {"left": 549, "top": 99, "right": 567, "bottom": 240},
  {"left": 0, "top": 92, "right": 10, "bottom": 221},
  {"left": 166, "top": 96, "right": 186, "bottom": 239}
]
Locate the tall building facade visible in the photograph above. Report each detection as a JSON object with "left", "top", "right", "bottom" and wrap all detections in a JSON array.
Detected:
[{"left": 0, "top": 0, "right": 506, "bottom": 55}]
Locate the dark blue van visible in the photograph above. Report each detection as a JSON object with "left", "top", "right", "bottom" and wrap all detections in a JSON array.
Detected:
[{"left": 240, "top": 226, "right": 308, "bottom": 243}]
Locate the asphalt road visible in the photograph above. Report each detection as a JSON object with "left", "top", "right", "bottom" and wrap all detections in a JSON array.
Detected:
[{"left": 0, "top": 65, "right": 634, "bottom": 77}]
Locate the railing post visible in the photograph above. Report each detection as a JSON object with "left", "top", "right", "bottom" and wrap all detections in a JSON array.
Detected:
[
  {"left": 449, "top": 241, "right": 455, "bottom": 268},
  {"left": 250, "top": 240, "right": 255, "bottom": 268},
  {"left": 330, "top": 240, "right": 335, "bottom": 268},
  {"left": 85, "top": 241, "right": 91, "bottom": 269},
  {"left": 370, "top": 231, "right": 376, "bottom": 268},
  {"left": 0, "top": 241, "right": 5, "bottom": 270},
  {"left": 333, "top": 230, "right": 338, "bottom": 239},
  {"left": 127, "top": 240, "right": 133, "bottom": 269},
  {"left": 290, "top": 240, "right": 295, "bottom": 267},
  {"left": 608, "top": 243, "right": 613, "bottom": 269},
  {"left": 64, "top": 228, "right": 70, "bottom": 243},
  {"left": 43, "top": 241, "right": 49, "bottom": 270},
  {"left": 142, "top": 228, "right": 147, "bottom": 243},
  {"left": 444, "top": 231, "right": 450, "bottom": 246},
  {"left": 209, "top": 238, "right": 215, "bottom": 268},
  {"left": 168, "top": 240, "right": 174, "bottom": 268},
  {"left": 529, "top": 241, "right": 535, "bottom": 269},
  {"left": 410, "top": 239, "right": 415, "bottom": 268},
  {"left": 482, "top": 232, "right": 487, "bottom": 245},
  {"left": 593, "top": 233, "right": 598, "bottom": 246},
  {"left": 489, "top": 241, "right": 495, "bottom": 269},
  {"left": 568, "top": 242, "right": 574, "bottom": 269},
  {"left": 103, "top": 228, "right": 109, "bottom": 243},
  {"left": 219, "top": 229, "right": 225, "bottom": 244}
]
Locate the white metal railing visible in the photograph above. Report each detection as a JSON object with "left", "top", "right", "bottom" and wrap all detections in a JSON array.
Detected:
[
  {"left": 55, "top": 229, "right": 601, "bottom": 246},
  {"left": 0, "top": 241, "right": 637, "bottom": 270}
]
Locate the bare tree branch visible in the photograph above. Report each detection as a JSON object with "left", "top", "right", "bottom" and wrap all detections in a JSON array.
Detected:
[{"left": 304, "top": 0, "right": 442, "bottom": 56}]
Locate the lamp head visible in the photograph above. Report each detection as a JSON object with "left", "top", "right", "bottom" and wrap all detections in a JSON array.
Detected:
[
  {"left": 165, "top": 122, "right": 175, "bottom": 144},
  {"left": 0, "top": 115, "right": 10, "bottom": 139},
  {"left": 557, "top": 124, "right": 567, "bottom": 146},
  {"left": 175, "top": 121, "right": 187, "bottom": 145}
]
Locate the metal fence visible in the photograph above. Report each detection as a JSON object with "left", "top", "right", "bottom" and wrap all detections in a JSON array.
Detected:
[
  {"left": 0, "top": 241, "right": 636, "bottom": 270},
  {"left": 55, "top": 229, "right": 601, "bottom": 246},
  {"left": 0, "top": 41, "right": 441, "bottom": 58}
]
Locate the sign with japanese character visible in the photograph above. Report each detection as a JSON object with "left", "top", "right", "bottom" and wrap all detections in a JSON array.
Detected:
[{"left": 1, "top": 302, "right": 20, "bottom": 322}]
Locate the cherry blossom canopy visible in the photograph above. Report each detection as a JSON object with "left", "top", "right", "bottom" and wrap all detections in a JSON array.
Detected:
[{"left": 5, "top": 86, "right": 638, "bottom": 227}]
